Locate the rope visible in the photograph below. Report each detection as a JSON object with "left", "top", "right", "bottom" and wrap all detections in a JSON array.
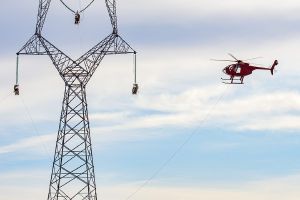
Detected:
[
  {"left": 59, "top": 0, "right": 95, "bottom": 14},
  {"left": 0, "top": 92, "right": 12, "bottom": 104},
  {"left": 125, "top": 86, "right": 229, "bottom": 200},
  {"left": 19, "top": 96, "right": 52, "bottom": 159}
]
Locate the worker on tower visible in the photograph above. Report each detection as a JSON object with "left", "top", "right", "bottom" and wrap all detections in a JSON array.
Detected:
[
  {"left": 132, "top": 83, "right": 139, "bottom": 95},
  {"left": 75, "top": 11, "right": 80, "bottom": 24},
  {"left": 14, "top": 84, "right": 19, "bottom": 95}
]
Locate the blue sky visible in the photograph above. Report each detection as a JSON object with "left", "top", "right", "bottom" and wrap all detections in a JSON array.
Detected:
[{"left": 1, "top": 0, "right": 300, "bottom": 199}]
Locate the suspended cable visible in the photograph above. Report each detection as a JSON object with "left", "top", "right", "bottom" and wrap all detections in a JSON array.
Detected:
[
  {"left": 19, "top": 96, "right": 52, "bottom": 159},
  {"left": 0, "top": 92, "right": 12, "bottom": 104},
  {"left": 59, "top": 0, "right": 76, "bottom": 13},
  {"left": 79, "top": 0, "right": 95, "bottom": 13},
  {"left": 59, "top": 0, "right": 95, "bottom": 24},
  {"left": 59, "top": 0, "right": 95, "bottom": 13},
  {"left": 125, "top": 86, "right": 229, "bottom": 200}
]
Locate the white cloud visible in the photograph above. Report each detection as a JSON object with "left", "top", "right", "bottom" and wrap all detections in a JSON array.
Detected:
[
  {"left": 117, "top": 0, "right": 300, "bottom": 23},
  {"left": 3, "top": 88, "right": 297, "bottom": 156},
  {"left": 100, "top": 174, "right": 300, "bottom": 200},
  {"left": 1, "top": 39, "right": 299, "bottom": 143},
  {"left": 238, "top": 115, "right": 300, "bottom": 131},
  {"left": 92, "top": 88, "right": 300, "bottom": 132},
  {"left": 1, "top": 170, "right": 300, "bottom": 200},
  {"left": 90, "top": 111, "right": 131, "bottom": 122}
]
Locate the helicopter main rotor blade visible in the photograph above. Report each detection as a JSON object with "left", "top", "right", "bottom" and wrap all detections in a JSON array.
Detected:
[
  {"left": 210, "top": 59, "right": 236, "bottom": 62},
  {"left": 228, "top": 53, "right": 239, "bottom": 61},
  {"left": 243, "top": 57, "right": 263, "bottom": 61}
]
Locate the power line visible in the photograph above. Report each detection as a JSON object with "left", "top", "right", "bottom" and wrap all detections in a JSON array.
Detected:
[
  {"left": 125, "top": 86, "right": 229, "bottom": 200},
  {"left": 19, "top": 95, "right": 52, "bottom": 159},
  {"left": 0, "top": 91, "right": 12, "bottom": 104}
]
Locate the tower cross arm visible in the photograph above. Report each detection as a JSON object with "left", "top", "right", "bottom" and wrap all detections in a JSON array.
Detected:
[
  {"left": 75, "top": 34, "right": 116, "bottom": 83},
  {"left": 106, "top": 35, "right": 136, "bottom": 55},
  {"left": 17, "top": 34, "right": 48, "bottom": 55},
  {"left": 76, "top": 34, "right": 136, "bottom": 84}
]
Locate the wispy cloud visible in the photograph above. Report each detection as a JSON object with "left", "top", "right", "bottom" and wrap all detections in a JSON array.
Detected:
[
  {"left": 90, "top": 88, "right": 300, "bottom": 132},
  {"left": 118, "top": 0, "right": 300, "bottom": 24},
  {"left": 0, "top": 134, "right": 54, "bottom": 155},
  {"left": 1, "top": 170, "right": 300, "bottom": 200},
  {"left": 100, "top": 173, "right": 300, "bottom": 200}
]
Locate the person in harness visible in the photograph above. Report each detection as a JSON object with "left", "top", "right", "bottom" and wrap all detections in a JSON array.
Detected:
[
  {"left": 132, "top": 83, "right": 139, "bottom": 95},
  {"left": 75, "top": 11, "right": 80, "bottom": 24},
  {"left": 14, "top": 84, "right": 19, "bottom": 95}
]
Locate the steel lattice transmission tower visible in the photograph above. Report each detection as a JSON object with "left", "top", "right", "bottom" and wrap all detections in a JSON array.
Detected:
[{"left": 16, "top": 1, "right": 137, "bottom": 200}]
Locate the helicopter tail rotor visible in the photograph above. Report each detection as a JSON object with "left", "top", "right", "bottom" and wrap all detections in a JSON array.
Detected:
[{"left": 271, "top": 60, "right": 278, "bottom": 75}]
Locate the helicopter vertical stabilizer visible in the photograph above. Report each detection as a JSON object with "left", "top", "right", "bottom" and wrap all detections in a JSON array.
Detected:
[{"left": 271, "top": 60, "right": 278, "bottom": 75}]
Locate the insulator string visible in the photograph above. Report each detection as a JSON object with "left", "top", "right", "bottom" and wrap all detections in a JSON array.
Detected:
[
  {"left": 16, "top": 54, "right": 19, "bottom": 85},
  {"left": 134, "top": 53, "right": 137, "bottom": 84}
]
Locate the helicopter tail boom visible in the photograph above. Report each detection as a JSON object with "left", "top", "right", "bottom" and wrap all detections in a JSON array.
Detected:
[{"left": 271, "top": 60, "right": 278, "bottom": 75}]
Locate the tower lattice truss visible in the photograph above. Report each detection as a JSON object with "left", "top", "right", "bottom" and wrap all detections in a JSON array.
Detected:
[{"left": 17, "top": 1, "right": 136, "bottom": 200}]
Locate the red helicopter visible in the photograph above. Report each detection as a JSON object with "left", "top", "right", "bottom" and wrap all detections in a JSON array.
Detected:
[{"left": 212, "top": 54, "right": 278, "bottom": 84}]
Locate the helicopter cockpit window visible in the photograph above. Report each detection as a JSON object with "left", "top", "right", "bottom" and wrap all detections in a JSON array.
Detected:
[{"left": 236, "top": 65, "right": 241, "bottom": 73}]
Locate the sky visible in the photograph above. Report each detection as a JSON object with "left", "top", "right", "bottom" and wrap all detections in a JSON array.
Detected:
[{"left": 1, "top": 0, "right": 300, "bottom": 199}]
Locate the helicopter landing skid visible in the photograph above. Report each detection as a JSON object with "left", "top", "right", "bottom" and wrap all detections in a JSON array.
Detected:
[
  {"left": 222, "top": 82, "right": 244, "bottom": 85},
  {"left": 221, "top": 78, "right": 244, "bottom": 84}
]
